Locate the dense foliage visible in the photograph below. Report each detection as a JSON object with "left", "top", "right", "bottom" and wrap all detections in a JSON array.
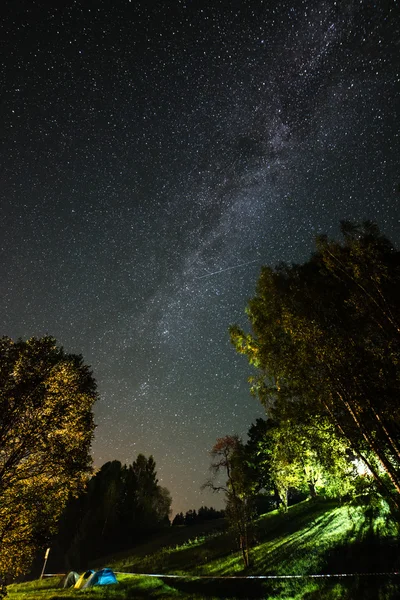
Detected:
[
  {"left": 230, "top": 222, "right": 400, "bottom": 509},
  {"left": 53, "top": 455, "right": 172, "bottom": 569},
  {"left": 243, "top": 416, "right": 355, "bottom": 509},
  {"left": 0, "top": 336, "right": 97, "bottom": 586}
]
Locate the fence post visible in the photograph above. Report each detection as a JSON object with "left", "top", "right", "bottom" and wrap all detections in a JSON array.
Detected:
[{"left": 40, "top": 548, "right": 50, "bottom": 579}]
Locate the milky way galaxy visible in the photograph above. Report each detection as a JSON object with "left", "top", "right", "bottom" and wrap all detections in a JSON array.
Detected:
[{"left": 1, "top": 0, "right": 399, "bottom": 513}]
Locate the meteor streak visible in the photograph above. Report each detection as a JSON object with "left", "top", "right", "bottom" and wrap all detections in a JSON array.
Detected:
[{"left": 195, "top": 259, "right": 259, "bottom": 279}]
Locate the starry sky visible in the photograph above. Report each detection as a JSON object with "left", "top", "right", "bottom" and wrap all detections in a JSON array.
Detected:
[{"left": 1, "top": 0, "right": 399, "bottom": 515}]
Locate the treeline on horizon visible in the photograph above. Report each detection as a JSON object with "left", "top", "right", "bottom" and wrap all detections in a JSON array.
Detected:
[{"left": 172, "top": 506, "right": 225, "bottom": 526}]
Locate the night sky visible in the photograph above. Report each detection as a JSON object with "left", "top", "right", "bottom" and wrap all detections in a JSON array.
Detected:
[{"left": 1, "top": 0, "right": 399, "bottom": 515}]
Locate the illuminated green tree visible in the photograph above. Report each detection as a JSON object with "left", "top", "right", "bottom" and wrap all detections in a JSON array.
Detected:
[
  {"left": 230, "top": 222, "right": 400, "bottom": 509},
  {"left": 0, "top": 336, "right": 97, "bottom": 586},
  {"left": 242, "top": 416, "right": 352, "bottom": 512},
  {"left": 269, "top": 416, "right": 354, "bottom": 508}
]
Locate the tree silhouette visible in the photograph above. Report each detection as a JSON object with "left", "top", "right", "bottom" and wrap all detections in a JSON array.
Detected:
[{"left": 203, "top": 435, "right": 252, "bottom": 567}]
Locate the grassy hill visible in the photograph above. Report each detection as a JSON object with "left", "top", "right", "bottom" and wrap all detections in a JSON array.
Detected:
[{"left": 8, "top": 498, "right": 400, "bottom": 600}]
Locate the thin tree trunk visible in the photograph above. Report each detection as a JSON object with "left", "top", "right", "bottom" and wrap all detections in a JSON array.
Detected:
[
  {"left": 336, "top": 391, "right": 400, "bottom": 495},
  {"left": 368, "top": 403, "right": 400, "bottom": 461},
  {"left": 308, "top": 481, "right": 317, "bottom": 498},
  {"left": 323, "top": 398, "right": 400, "bottom": 510}
]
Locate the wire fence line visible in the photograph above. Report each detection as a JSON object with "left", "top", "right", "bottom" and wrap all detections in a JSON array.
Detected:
[
  {"left": 114, "top": 571, "right": 400, "bottom": 580},
  {"left": 44, "top": 570, "right": 400, "bottom": 581}
]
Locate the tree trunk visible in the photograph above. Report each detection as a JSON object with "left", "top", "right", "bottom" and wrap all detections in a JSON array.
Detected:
[
  {"left": 239, "top": 533, "right": 250, "bottom": 568},
  {"left": 308, "top": 481, "right": 317, "bottom": 499},
  {"left": 273, "top": 485, "right": 281, "bottom": 509},
  {"left": 337, "top": 391, "right": 400, "bottom": 496}
]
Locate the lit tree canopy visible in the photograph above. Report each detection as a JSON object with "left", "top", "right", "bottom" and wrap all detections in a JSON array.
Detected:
[
  {"left": 230, "top": 222, "right": 400, "bottom": 508},
  {"left": 0, "top": 336, "right": 97, "bottom": 583}
]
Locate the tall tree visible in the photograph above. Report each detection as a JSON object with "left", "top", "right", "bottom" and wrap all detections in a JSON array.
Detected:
[
  {"left": 64, "top": 461, "right": 125, "bottom": 567},
  {"left": 0, "top": 336, "right": 97, "bottom": 588},
  {"left": 230, "top": 222, "right": 400, "bottom": 509},
  {"left": 243, "top": 418, "right": 278, "bottom": 502},
  {"left": 203, "top": 435, "right": 252, "bottom": 567},
  {"left": 129, "top": 454, "right": 171, "bottom": 533}
]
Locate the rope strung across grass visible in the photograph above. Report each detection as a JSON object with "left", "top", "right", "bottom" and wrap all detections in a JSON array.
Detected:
[{"left": 114, "top": 571, "right": 400, "bottom": 580}]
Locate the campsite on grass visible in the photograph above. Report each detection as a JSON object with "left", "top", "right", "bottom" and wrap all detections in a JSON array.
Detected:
[{"left": 63, "top": 569, "right": 117, "bottom": 590}]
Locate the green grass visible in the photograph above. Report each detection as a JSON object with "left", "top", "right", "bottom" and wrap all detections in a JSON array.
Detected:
[
  {"left": 8, "top": 499, "right": 400, "bottom": 599},
  {"left": 8, "top": 574, "right": 190, "bottom": 600}
]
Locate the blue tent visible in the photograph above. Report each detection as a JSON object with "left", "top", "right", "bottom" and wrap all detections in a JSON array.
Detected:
[{"left": 82, "top": 568, "right": 118, "bottom": 588}]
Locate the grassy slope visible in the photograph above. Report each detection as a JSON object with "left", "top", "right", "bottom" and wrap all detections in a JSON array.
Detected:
[{"left": 8, "top": 499, "right": 400, "bottom": 600}]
